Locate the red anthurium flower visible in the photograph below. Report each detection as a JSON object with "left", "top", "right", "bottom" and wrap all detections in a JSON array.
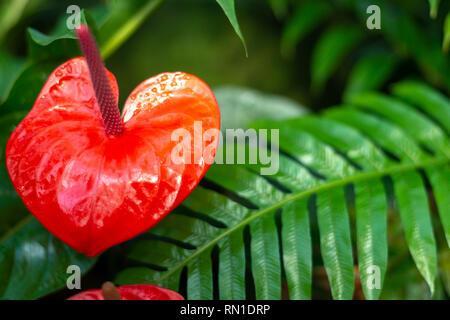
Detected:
[
  {"left": 6, "top": 25, "right": 220, "bottom": 256},
  {"left": 68, "top": 282, "right": 184, "bottom": 300}
]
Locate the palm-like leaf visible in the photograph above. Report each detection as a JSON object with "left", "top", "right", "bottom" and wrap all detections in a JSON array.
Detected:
[
  {"left": 279, "top": 0, "right": 450, "bottom": 94},
  {"left": 116, "top": 81, "right": 450, "bottom": 300}
]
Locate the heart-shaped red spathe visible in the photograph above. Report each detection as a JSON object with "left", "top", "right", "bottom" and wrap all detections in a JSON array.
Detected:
[
  {"left": 67, "top": 284, "right": 184, "bottom": 300},
  {"left": 6, "top": 57, "right": 220, "bottom": 256}
]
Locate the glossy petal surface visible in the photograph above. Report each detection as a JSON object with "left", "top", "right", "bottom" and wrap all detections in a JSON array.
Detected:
[
  {"left": 68, "top": 284, "right": 184, "bottom": 300},
  {"left": 6, "top": 57, "right": 220, "bottom": 256}
]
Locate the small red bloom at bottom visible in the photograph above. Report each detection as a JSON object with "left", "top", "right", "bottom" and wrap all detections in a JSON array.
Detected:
[{"left": 68, "top": 283, "right": 184, "bottom": 300}]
